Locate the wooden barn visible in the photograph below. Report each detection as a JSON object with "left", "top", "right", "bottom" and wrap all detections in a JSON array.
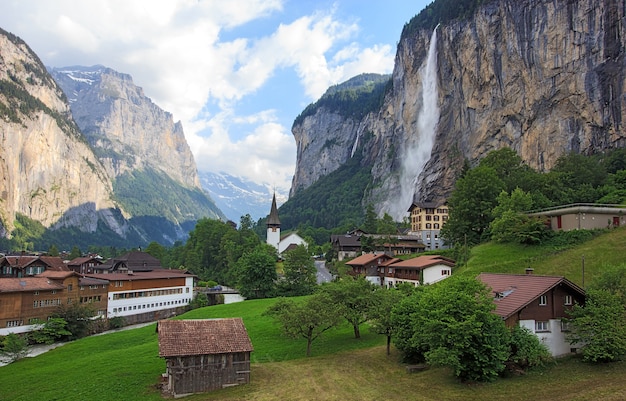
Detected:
[{"left": 157, "top": 318, "right": 254, "bottom": 397}]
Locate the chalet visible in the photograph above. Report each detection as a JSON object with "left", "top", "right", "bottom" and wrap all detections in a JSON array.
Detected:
[
  {"left": 330, "top": 232, "right": 363, "bottom": 261},
  {"left": 84, "top": 269, "right": 195, "bottom": 325},
  {"left": 345, "top": 253, "right": 396, "bottom": 285},
  {"left": 158, "top": 318, "right": 254, "bottom": 397},
  {"left": 66, "top": 256, "right": 103, "bottom": 274},
  {"left": 477, "top": 272, "right": 586, "bottom": 356},
  {"left": 527, "top": 203, "right": 626, "bottom": 231},
  {"left": 0, "top": 255, "right": 68, "bottom": 278},
  {"left": 93, "top": 251, "right": 163, "bottom": 273},
  {"left": 346, "top": 254, "right": 454, "bottom": 287},
  {"left": 381, "top": 255, "right": 455, "bottom": 287},
  {"left": 77, "top": 276, "right": 109, "bottom": 318}
]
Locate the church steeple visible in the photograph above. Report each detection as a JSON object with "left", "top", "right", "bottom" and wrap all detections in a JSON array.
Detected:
[
  {"left": 266, "top": 193, "right": 281, "bottom": 250},
  {"left": 267, "top": 192, "right": 281, "bottom": 227}
]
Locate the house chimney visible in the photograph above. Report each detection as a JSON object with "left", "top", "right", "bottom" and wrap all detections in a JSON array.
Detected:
[{"left": 525, "top": 268, "right": 534, "bottom": 275}]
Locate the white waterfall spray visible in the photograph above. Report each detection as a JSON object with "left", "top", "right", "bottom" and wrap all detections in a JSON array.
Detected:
[{"left": 390, "top": 25, "right": 440, "bottom": 221}]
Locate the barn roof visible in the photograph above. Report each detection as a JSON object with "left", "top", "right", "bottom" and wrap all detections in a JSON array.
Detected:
[{"left": 158, "top": 318, "right": 254, "bottom": 357}]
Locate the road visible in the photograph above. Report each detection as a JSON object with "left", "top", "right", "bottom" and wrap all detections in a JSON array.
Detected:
[{"left": 315, "top": 260, "right": 333, "bottom": 284}]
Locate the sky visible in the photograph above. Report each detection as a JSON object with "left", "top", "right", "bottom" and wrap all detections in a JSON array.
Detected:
[{"left": 0, "top": 0, "right": 431, "bottom": 192}]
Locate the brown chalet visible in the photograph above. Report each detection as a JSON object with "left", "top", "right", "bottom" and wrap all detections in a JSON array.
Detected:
[
  {"left": 0, "top": 255, "right": 68, "bottom": 278},
  {"left": 477, "top": 272, "right": 585, "bottom": 356},
  {"left": 158, "top": 318, "right": 254, "bottom": 397},
  {"left": 66, "top": 256, "right": 103, "bottom": 274}
]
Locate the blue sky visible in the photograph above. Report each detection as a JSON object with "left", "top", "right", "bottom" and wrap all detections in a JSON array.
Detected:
[{"left": 0, "top": 0, "right": 431, "bottom": 192}]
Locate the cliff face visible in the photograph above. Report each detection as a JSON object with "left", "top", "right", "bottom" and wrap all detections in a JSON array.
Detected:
[
  {"left": 291, "top": 0, "right": 626, "bottom": 219},
  {"left": 49, "top": 66, "right": 200, "bottom": 188},
  {"left": 0, "top": 30, "right": 126, "bottom": 237}
]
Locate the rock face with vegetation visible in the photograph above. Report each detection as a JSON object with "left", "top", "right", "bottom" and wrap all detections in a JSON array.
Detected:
[
  {"left": 0, "top": 29, "right": 125, "bottom": 238},
  {"left": 0, "top": 28, "right": 224, "bottom": 247},
  {"left": 290, "top": 0, "right": 626, "bottom": 218}
]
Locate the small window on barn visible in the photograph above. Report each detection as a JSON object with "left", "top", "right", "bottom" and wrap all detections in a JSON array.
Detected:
[
  {"left": 539, "top": 295, "right": 547, "bottom": 306},
  {"left": 564, "top": 295, "right": 573, "bottom": 305}
]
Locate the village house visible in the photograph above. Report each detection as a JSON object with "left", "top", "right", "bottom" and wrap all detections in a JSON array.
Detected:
[
  {"left": 407, "top": 201, "right": 449, "bottom": 250},
  {"left": 66, "top": 256, "right": 103, "bottom": 274},
  {"left": 527, "top": 203, "right": 626, "bottom": 231},
  {"left": 0, "top": 269, "right": 81, "bottom": 335},
  {"left": 477, "top": 272, "right": 586, "bottom": 357},
  {"left": 331, "top": 230, "right": 425, "bottom": 261},
  {"left": 346, "top": 254, "right": 455, "bottom": 287},
  {"left": 158, "top": 318, "right": 254, "bottom": 397},
  {"left": 0, "top": 254, "right": 67, "bottom": 278}
]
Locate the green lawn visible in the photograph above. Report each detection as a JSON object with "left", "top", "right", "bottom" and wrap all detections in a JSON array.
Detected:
[{"left": 2, "top": 227, "right": 626, "bottom": 400}]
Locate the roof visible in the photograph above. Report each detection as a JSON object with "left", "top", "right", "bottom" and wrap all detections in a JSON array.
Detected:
[
  {"left": 38, "top": 256, "right": 69, "bottom": 271},
  {"left": 267, "top": 193, "right": 281, "bottom": 226},
  {"left": 477, "top": 273, "right": 585, "bottom": 319},
  {"left": 38, "top": 270, "right": 78, "bottom": 279},
  {"left": 84, "top": 269, "right": 194, "bottom": 282},
  {"left": 345, "top": 253, "right": 391, "bottom": 266},
  {"left": 330, "top": 234, "right": 362, "bottom": 247},
  {"left": 408, "top": 201, "right": 447, "bottom": 212},
  {"left": 97, "top": 251, "right": 163, "bottom": 272},
  {"left": 67, "top": 256, "right": 103, "bottom": 266},
  {"left": 390, "top": 255, "right": 455, "bottom": 270},
  {"left": 0, "top": 277, "right": 65, "bottom": 293},
  {"left": 79, "top": 276, "right": 110, "bottom": 286},
  {"left": 158, "top": 318, "right": 254, "bottom": 357}
]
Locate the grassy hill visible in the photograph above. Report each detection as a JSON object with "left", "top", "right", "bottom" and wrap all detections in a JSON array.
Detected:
[{"left": 1, "top": 228, "right": 626, "bottom": 400}]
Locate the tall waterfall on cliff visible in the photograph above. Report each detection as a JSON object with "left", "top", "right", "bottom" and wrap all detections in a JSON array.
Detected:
[{"left": 390, "top": 26, "right": 440, "bottom": 221}]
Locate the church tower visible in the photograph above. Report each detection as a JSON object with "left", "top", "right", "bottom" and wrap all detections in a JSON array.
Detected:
[{"left": 266, "top": 193, "right": 281, "bottom": 250}]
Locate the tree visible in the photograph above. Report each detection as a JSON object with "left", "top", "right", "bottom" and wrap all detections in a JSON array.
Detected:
[
  {"left": 362, "top": 204, "right": 378, "bottom": 233},
  {"left": 508, "top": 325, "right": 551, "bottom": 369},
  {"left": 145, "top": 241, "right": 167, "bottom": 265},
  {"left": 441, "top": 165, "right": 505, "bottom": 245},
  {"left": 391, "top": 276, "right": 510, "bottom": 382},
  {"left": 234, "top": 243, "right": 277, "bottom": 299},
  {"left": 0, "top": 333, "right": 29, "bottom": 363},
  {"left": 319, "top": 277, "right": 376, "bottom": 339},
  {"left": 47, "top": 244, "right": 59, "bottom": 257},
  {"left": 264, "top": 293, "right": 342, "bottom": 356},
  {"left": 367, "top": 288, "right": 405, "bottom": 355},
  {"left": 279, "top": 244, "right": 317, "bottom": 296},
  {"left": 566, "top": 289, "right": 626, "bottom": 363},
  {"left": 29, "top": 318, "right": 71, "bottom": 344},
  {"left": 51, "top": 303, "right": 95, "bottom": 340},
  {"left": 68, "top": 245, "right": 81, "bottom": 260},
  {"left": 490, "top": 188, "right": 550, "bottom": 244}
]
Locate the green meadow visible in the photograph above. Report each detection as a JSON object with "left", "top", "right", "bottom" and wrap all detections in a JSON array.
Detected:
[{"left": 1, "top": 227, "right": 626, "bottom": 400}]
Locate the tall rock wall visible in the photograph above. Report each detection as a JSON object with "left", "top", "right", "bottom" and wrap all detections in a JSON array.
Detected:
[
  {"left": 291, "top": 0, "right": 626, "bottom": 219},
  {"left": 0, "top": 31, "right": 125, "bottom": 236}
]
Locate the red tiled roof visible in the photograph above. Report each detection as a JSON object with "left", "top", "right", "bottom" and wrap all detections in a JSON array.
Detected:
[
  {"left": 67, "top": 257, "right": 102, "bottom": 266},
  {"left": 345, "top": 253, "right": 390, "bottom": 266},
  {"left": 38, "top": 270, "right": 78, "bottom": 279},
  {"left": 39, "top": 256, "right": 69, "bottom": 271},
  {"left": 390, "top": 255, "right": 455, "bottom": 270},
  {"left": 477, "top": 273, "right": 585, "bottom": 319},
  {"left": 0, "top": 277, "right": 65, "bottom": 293},
  {"left": 158, "top": 318, "right": 254, "bottom": 357}
]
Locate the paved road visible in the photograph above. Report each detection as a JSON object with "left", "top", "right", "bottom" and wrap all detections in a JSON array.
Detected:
[{"left": 315, "top": 260, "right": 333, "bottom": 283}]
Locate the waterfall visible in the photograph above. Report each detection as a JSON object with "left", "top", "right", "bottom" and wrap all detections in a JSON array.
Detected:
[{"left": 391, "top": 26, "right": 440, "bottom": 221}]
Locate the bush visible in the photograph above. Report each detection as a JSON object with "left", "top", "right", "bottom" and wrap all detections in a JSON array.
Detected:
[{"left": 508, "top": 325, "right": 552, "bottom": 370}]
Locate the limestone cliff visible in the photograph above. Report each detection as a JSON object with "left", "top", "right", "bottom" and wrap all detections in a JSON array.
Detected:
[
  {"left": 49, "top": 66, "right": 200, "bottom": 188},
  {"left": 290, "top": 0, "right": 626, "bottom": 220},
  {"left": 0, "top": 29, "right": 127, "bottom": 237}
]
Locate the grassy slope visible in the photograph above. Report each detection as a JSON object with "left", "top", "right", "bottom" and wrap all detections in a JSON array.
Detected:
[{"left": 1, "top": 227, "right": 626, "bottom": 400}]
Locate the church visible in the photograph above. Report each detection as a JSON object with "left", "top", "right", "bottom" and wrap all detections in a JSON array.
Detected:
[{"left": 266, "top": 193, "right": 308, "bottom": 255}]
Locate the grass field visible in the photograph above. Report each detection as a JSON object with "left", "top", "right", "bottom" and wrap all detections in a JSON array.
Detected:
[{"left": 1, "top": 227, "right": 626, "bottom": 400}]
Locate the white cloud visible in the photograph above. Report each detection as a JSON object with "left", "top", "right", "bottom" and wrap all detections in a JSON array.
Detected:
[{"left": 1, "top": 0, "right": 397, "bottom": 192}]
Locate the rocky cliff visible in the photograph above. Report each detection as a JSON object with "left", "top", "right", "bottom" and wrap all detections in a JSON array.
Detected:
[
  {"left": 0, "top": 28, "right": 224, "bottom": 247},
  {"left": 49, "top": 66, "right": 200, "bottom": 188},
  {"left": 0, "top": 29, "right": 127, "bottom": 238},
  {"left": 291, "top": 0, "right": 626, "bottom": 220}
]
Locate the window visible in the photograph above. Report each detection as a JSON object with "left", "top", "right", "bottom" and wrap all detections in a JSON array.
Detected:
[
  {"left": 425, "top": 223, "right": 431, "bottom": 229},
  {"left": 561, "top": 321, "right": 571, "bottom": 332},
  {"left": 539, "top": 295, "right": 547, "bottom": 306},
  {"left": 434, "top": 223, "right": 440, "bottom": 229},
  {"left": 564, "top": 295, "right": 573, "bottom": 305},
  {"left": 433, "top": 215, "right": 440, "bottom": 221},
  {"left": 67, "top": 284, "right": 73, "bottom": 291},
  {"left": 442, "top": 269, "right": 450, "bottom": 276},
  {"left": 536, "top": 321, "right": 549, "bottom": 332}
]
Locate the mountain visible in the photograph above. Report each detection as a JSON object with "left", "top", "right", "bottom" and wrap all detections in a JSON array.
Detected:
[
  {"left": 198, "top": 171, "right": 288, "bottom": 223},
  {"left": 287, "top": 0, "right": 626, "bottom": 224},
  {"left": 0, "top": 28, "right": 224, "bottom": 249}
]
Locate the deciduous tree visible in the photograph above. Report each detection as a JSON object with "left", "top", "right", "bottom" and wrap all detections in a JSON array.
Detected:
[
  {"left": 319, "top": 277, "right": 376, "bottom": 339},
  {"left": 235, "top": 243, "right": 277, "bottom": 299},
  {"left": 279, "top": 244, "right": 317, "bottom": 296}
]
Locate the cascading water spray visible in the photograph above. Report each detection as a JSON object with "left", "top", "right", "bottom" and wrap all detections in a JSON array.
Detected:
[{"left": 391, "top": 25, "right": 440, "bottom": 221}]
